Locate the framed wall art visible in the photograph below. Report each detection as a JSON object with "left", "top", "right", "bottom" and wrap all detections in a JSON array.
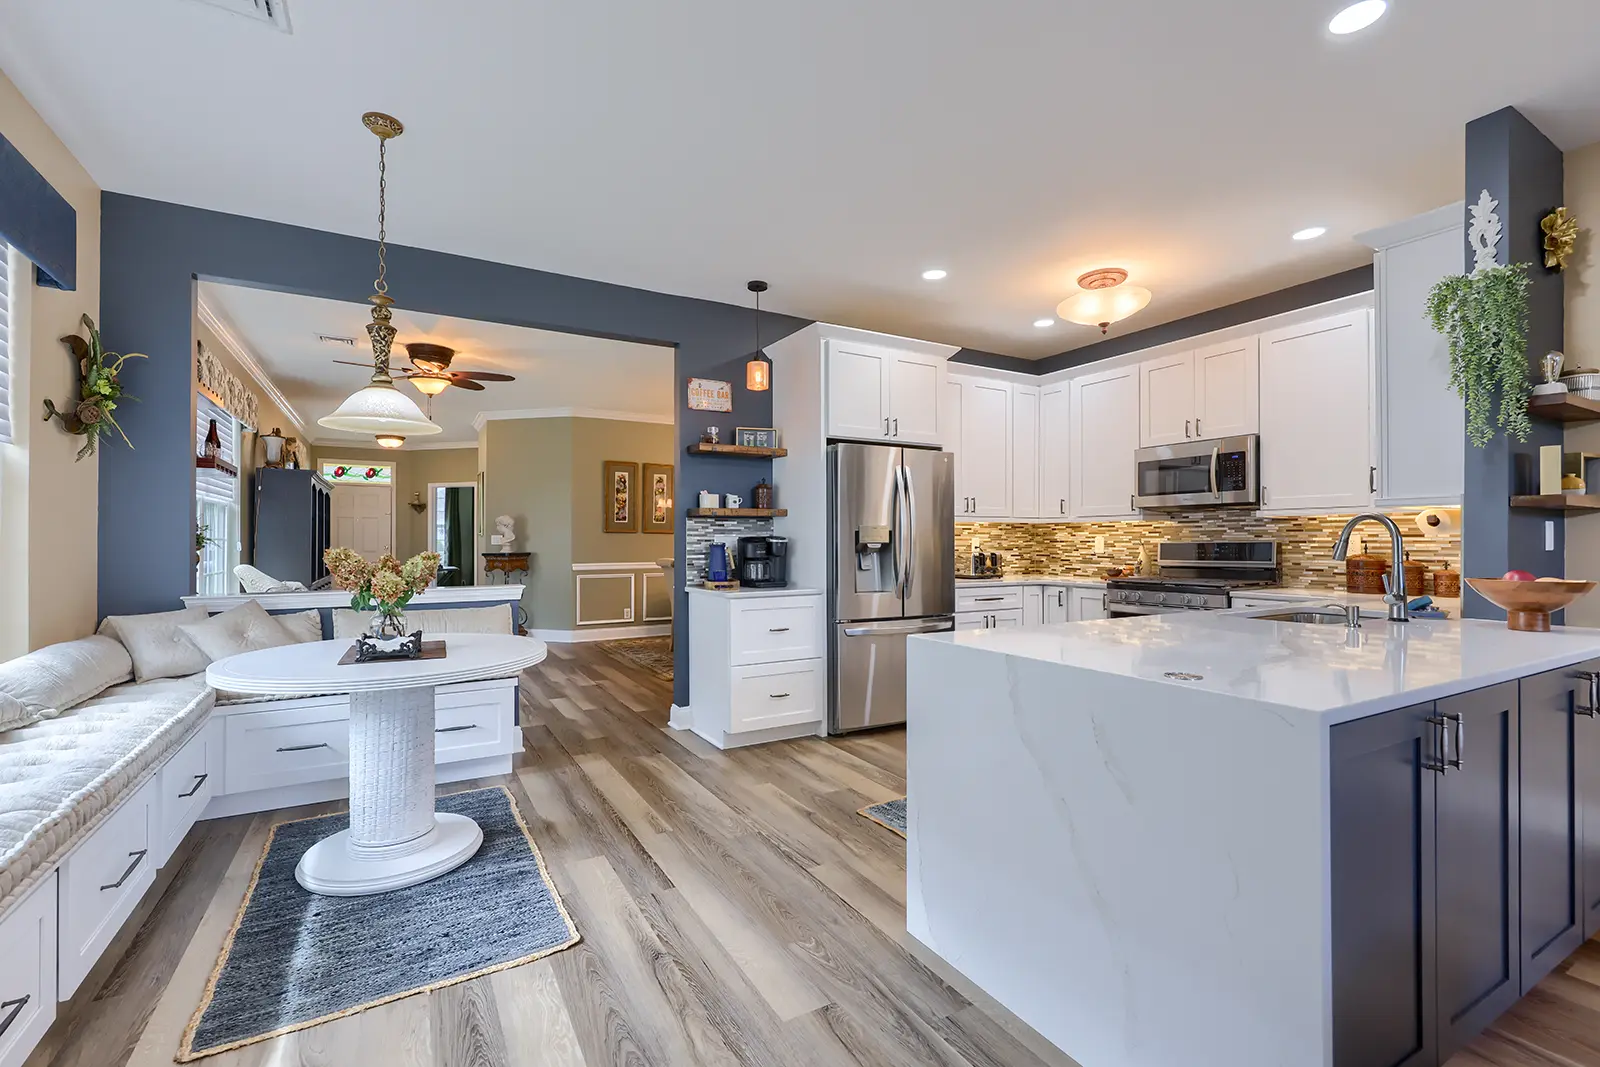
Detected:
[
  {"left": 687, "top": 377, "right": 733, "bottom": 412},
  {"left": 643, "top": 462, "right": 674, "bottom": 534},
  {"left": 734, "top": 427, "right": 779, "bottom": 449},
  {"left": 603, "top": 460, "right": 639, "bottom": 533}
]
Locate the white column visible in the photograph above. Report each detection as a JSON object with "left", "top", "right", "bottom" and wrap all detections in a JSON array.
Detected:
[{"left": 346, "top": 686, "right": 437, "bottom": 853}]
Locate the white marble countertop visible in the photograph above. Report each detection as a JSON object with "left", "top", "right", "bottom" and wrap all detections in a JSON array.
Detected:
[
  {"left": 685, "top": 585, "right": 823, "bottom": 599},
  {"left": 1239, "top": 586, "right": 1461, "bottom": 611},
  {"left": 954, "top": 574, "right": 1107, "bottom": 589},
  {"left": 914, "top": 612, "right": 1600, "bottom": 725}
]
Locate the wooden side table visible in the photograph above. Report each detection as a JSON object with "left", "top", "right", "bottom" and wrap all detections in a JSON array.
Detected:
[{"left": 481, "top": 552, "right": 531, "bottom": 585}]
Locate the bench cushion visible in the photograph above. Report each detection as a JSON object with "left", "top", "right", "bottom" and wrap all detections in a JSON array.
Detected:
[
  {"left": 0, "top": 635, "right": 133, "bottom": 717},
  {"left": 330, "top": 604, "right": 512, "bottom": 639}
]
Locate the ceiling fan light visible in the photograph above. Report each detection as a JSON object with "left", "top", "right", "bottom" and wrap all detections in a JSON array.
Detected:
[
  {"left": 411, "top": 375, "right": 452, "bottom": 396},
  {"left": 318, "top": 381, "right": 443, "bottom": 437},
  {"left": 375, "top": 433, "right": 406, "bottom": 449}
]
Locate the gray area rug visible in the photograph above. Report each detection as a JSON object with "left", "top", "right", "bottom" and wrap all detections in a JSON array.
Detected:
[
  {"left": 859, "top": 796, "right": 908, "bottom": 838},
  {"left": 596, "top": 635, "right": 674, "bottom": 680},
  {"left": 179, "top": 787, "right": 579, "bottom": 1061}
]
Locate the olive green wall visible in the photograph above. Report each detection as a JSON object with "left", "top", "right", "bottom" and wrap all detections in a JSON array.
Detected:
[
  {"left": 308, "top": 445, "right": 478, "bottom": 561},
  {"left": 481, "top": 419, "right": 574, "bottom": 630},
  {"left": 570, "top": 418, "right": 675, "bottom": 564}
]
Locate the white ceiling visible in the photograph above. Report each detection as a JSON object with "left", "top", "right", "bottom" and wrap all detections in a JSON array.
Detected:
[
  {"left": 198, "top": 281, "right": 673, "bottom": 447},
  {"left": 6, "top": 1, "right": 1600, "bottom": 358}
]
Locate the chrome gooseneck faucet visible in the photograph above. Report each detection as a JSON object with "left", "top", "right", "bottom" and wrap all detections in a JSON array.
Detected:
[{"left": 1332, "top": 513, "right": 1409, "bottom": 622}]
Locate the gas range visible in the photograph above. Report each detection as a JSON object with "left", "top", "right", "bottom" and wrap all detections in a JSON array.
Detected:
[{"left": 1105, "top": 541, "right": 1279, "bottom": 616}]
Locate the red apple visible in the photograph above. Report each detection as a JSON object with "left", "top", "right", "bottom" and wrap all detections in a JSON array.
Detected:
[{"left": 1503, "top": 569, "right": 1536, "bottom": 582}]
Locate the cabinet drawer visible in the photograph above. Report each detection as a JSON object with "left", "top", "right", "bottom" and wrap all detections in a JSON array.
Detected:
[
  {"left": 0, "top": 874, "right": 55, "bottom": 1067},
  {"left": 223, "top": 700, "right": 351, "bottom": 795},
  {"left": 155, "top": 722, "right": 217, "bottom": 867},
  {"left": 955, "top": 587, "right": 1023, "bottom": 613},
  {"left": 59, "top": 781, "right": 155, "bottom": 998},
  {"left": 729, "top": 598, "right": 822, "bottom": 665},
  {"left": 730, "top": 660, "right": 823, "bottom": 733},
  {"left": 434, "top": 682, "right": 518, "bottom": 763}
]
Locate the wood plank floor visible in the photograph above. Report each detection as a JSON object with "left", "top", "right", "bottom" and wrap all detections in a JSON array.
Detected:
[{"left": 23, "top": 641, "right": 1600, "bottom": 1067}]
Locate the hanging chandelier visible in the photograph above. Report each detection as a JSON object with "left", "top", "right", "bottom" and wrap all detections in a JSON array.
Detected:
[
  {"left": 746, "top": 280, "right": 771, "bottom": 391},
  {"left": 318, "top": 112, "right": 442, "bottom": 449}
]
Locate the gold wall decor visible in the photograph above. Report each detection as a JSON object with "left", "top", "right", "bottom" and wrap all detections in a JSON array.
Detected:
[
  {"left": 642, "top": 462, "right": 674, "bottom": 534},
  {"left": 1543, "top": 206, "right": 1578, "bottom": 272},
  {"left": 603, "top": 460, "right": 639, "bottom": 533}
]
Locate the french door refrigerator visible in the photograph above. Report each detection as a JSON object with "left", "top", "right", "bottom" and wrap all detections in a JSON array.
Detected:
[{"left": 828, "top": 442, "right": 955, "bottom": 732}]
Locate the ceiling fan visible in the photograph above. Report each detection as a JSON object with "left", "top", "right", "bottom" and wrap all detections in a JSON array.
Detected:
[{"left": 334, "top": 342, "right": 516, "bottom": 396}]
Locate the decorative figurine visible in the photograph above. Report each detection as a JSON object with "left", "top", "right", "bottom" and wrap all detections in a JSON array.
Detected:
[
  {"left": 489, "top": 515, "right": 517, "bottom": 551},
  {"left": 1543, "top": 207, "right": 1579, "bottom": 272}
]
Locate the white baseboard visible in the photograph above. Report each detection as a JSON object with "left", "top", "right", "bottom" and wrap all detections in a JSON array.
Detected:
[
  {"left": 199, "top": 754, "right": 516, "bottom": 820},
  {"left": 530, "top": 623, "right": 673, "bottom": 643},
  {"left": 668, "top": 703, "right": 692, "bottom": 730},
  {"left": 691, "top": 719, "right": 824, "bottom": 750}
]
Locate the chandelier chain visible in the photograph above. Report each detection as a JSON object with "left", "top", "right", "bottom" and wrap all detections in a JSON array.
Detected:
[{"left": 374, "top": 137, "right": 388, "bottom": 296}]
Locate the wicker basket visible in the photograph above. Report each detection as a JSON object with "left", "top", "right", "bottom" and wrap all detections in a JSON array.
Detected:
[
  {"left": 1402, "top": 559, "right": 1429, "bottom": 597},
  {"left": 1432, "top": 564, "right": 1461, "bottom": 598},
  {"left": 1346, "top": 554, "right": 1390, "bottom": 595}
]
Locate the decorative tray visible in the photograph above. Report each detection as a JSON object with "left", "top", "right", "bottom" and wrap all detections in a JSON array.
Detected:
[{"left": 338, "top": 635, "right": 446, "bottom": 664}]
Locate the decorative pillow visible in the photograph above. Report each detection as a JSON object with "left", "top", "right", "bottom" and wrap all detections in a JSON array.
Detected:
[
  {"left": 331, "top": 604, "right": 513, "bottom": 638},
  {"left": 178, "top": 601, "right": 296, "bottom": 662},
  {"left": 0, "top": 633, "right": 135, "bottom": 714},
  {"left": 275, "top": 609, "right": 325, "bottom": 643},
  {"left": 99, "top": 606, "right": 212, "bottom": 682},
  {"left": 0, "top": 691, "right": 39, "bottom": 731}
]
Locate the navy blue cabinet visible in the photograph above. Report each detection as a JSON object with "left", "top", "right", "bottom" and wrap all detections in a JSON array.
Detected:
[{"left": 1519, "top": 664, "right": 1584, "bottom": 990}]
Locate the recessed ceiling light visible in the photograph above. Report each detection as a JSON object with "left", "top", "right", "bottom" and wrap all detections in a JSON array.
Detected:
[
  {"left": 1034, "top": 319, "right": 1055, "bottom": 328},
  {"left": 921, "top": 269, "right": 948, "bottom": 281},
  {"left": 1293, "top": 226, "right": 1328, "bottom": 241},
  {"left": 1328, "top": 0, "right": 1387, "bottom": 35}
]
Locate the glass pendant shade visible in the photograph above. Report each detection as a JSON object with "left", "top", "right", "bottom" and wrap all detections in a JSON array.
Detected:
[
  {"left": 1057, "top": 284, "right": 1152, "bottom": 333},
  {"left": 375, "top": 433, "right": 406, "bottom": 448},
  {"left": 747, "top": 354, "right": 771, "bottom": 391},
  {"left": 410, "top": 375, "right": 451, "bottom": 396},
  {"left": 318, "top": 381, "right": 442, "bottom": 438}
]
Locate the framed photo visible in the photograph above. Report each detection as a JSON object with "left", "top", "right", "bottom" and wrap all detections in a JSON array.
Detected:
[
  {"left": 643, "top": 462, "right": 674, "bottom": 534},
  {"left": 603, "top": 460, "right": 638, "bottom": 533},
  {"left": 687, "top": 377, "right": 733, "bottom": 412},
  {"left": 735, "top": 426, "right": 779, "bottom": 449}
]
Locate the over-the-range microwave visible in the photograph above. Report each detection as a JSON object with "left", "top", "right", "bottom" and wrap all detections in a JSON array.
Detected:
[{"left": 1132, "top": 434, "right": 1260, "bottom": 510}]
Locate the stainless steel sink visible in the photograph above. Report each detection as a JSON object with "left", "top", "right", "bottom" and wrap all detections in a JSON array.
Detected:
[{"left": 1251, "top": 610, "right": 1350, "bottom": 625}]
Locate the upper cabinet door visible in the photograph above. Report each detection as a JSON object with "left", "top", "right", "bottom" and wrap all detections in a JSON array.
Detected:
[
  {"left": 1070, "top": 365, "right": 1139, "bottom": 519},
  {"left": 959, "top": 378, "right": 1012, "bottom": 518},
  {"left": 1040, "top": 385, "right": 1070, "bottom": 519},
  {"left": 826, "top": 342, "right": 891, "bottom": 441},
  {"left": 888, "top": 351, "right": 944, "bottom": 446},
  {"left": 1258, "top": 310, "right": 1374, "bottom": 513},
  {"left": 1194, "top": 337, "right": 1260, "bottom": 440},
  {"left": 1011, "top": 385, "right": 1041, "bottom": 519},
  {"left": 1139, "top": 352, "right": 1195, "bottom": 447}
]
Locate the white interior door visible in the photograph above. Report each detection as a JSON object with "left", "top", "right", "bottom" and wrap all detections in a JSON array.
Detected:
[{"left": 332, "top": 485, "right": 394, "bottom": 561}]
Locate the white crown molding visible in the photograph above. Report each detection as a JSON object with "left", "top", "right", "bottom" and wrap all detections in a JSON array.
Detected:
[
  {"left": 196, "top": 297, "right": 311, "bottom": 440},
  {"left": 471, "top": 407, "right": 675, "bottom": 432}
]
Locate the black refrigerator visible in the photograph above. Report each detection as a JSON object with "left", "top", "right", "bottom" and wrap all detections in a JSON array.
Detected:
[{"left": 253, "top": 468, "right": 332, "bottom": 585}]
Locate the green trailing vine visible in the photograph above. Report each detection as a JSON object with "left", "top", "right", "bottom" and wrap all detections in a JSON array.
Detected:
[{"left": 1424, "top": 262, "right": 1533, "bottom": 447}]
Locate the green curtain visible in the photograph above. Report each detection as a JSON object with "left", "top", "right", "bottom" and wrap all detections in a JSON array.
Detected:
[{"left": 445, "top": 487, "right": 474, "bottom": 586}]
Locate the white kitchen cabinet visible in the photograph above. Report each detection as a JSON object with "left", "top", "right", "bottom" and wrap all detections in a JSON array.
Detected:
[
  {"left": 957, "top": 609, "right": 1025, "bottom": 630},
  {"left": 1069, "top": 587, "right": 1109, "bottom": 621},
  {"left": 687, "top": 590, "right": 826, "bottom": 749},
  {"left": 1139, "top": 352, "right": 1196, "bottom": 446},
  {"left": 1070, "top": 365, "right": 1140, "bottom": 519},
  {"left": 1040, "top": 385, "right": 1071, "bottom": 519},
  {"left": 889, "top": 351, "right": 944, "bottom": 445},
  {"left": 1359, "top": 205, "right": 1466, "bottom": 507},
  {"left": 1194, "top": 337, "right": 1260, "bottom": 440},
  {"left": 1011, "top": 385, "right": 1041, "bottom": 519},
  {"left": 1024, "top": 585, "right": 1044, "bottom": 625},
  {"left": 1258, "top": 310, "right": 1375, "bottom": 513},
  {"left": 951, "top": 376, "right": 1011, "bottom": 518},
  {"left": 825, "top": 341, "right": 945, "bottom": 446},
  {"left": 1043, "top": 585, "right": 1070, "bottom": 624}
]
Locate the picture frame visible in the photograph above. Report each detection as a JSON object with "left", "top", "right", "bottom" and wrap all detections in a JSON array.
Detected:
[
  {"left": 603, "top": 460, "right": 638, "bottom": 533},
  {"left": 642, "top": 462, "right": 674, "bottom": 534},
  {"left": 687, "top": 377, "right": 733, "bottom": 412},
  {"left": 735, "top": 426, "right": 780, "bottom": 449}
]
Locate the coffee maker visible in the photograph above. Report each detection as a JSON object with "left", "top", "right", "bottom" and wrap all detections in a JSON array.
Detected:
[{"left": 736, "top": 535, "right": 789, "bottom": 589}]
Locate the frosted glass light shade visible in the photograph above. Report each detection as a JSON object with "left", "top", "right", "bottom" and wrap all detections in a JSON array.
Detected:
[
  {"left": 318, "top": 381, "right": 442, "bottom": 437},
  {"left": 1057, "top": 285, "right": 1153, "bottom": 332},
  {"left": 410, "top": 375, "right": 451, "bottom": 396}
]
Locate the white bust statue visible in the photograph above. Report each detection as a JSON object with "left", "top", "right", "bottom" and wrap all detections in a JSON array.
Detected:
[{"left": 489, "top": 515, "right": 517, "bottom": 551}]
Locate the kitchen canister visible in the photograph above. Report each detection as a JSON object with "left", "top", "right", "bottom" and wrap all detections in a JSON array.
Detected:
[
  {"left": 1432, "top": 561, "right": 1461, "bottom": 598},
  {"left": 1402, "top": 556, "right": 1429, "bottom": 597},
  {"left": 1345, "top": 553, "right": 1390, "bottom": 595},
  {"left": 753, "top": 478, "right": 775, "bottom": 510}
]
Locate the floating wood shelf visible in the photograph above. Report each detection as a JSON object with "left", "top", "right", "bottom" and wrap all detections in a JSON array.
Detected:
[
  {"left": 1510, "top": 494, "right": 1600, "bottom": 512},
  {"left": 1528, "top": 393, "right": 1600, "bottom": 423},
  {"left": 686, "top": 443, "right": 788, "bottom": 458},
  {"left": 195, "top": 456, "right": 238, "bottom": 478},
  {"left": 686, "top": 507, "right": 788, "bottom": 518}
]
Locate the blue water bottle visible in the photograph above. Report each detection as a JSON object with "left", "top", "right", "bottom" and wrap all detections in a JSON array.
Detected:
[{"left": 707, "top": 542, "right": 731, "bottom": 583}]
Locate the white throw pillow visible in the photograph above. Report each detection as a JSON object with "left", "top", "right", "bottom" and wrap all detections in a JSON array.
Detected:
[
  {"left": 0, "top": 691, "right": 39, "bottom": 731},
  {"left": 275, "top": 609, "right": 325, "bottom": 643},
  {"left": 178, "top": 601, "right": 296, "bottom": 662},
  {"left": 0, "top": 633, "right": 135, "bottom": 714},
  {"left": 99, "top": 606, "right": 212, "bottom": 682}
]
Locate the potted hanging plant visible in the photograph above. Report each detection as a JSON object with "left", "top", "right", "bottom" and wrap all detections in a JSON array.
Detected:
[
  {"left": 324, "top": 547, "right": 441, "bottom": 639},
  {"left": 1425, "top": 262, "right": 1533, "bottom": 447}
]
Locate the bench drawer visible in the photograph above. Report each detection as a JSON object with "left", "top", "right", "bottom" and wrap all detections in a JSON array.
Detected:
[
  {"left": 730, "top": 659, "right": 823, "bottom": 733},
  {"left": 155, "top": 722, "right": 217, "bottom": 867},
  {"left": 434, "top": 682, "right": 518, "bottom": 764},
  {"left": 59, "top": 781, "right": 155, "bottom": 998},
  {"left": 0, "top": 874, "right": 55, "bottom": 1067},
  {"left": 729, "top": 597, "right": 822, "bottom": 665},
  {"left": 223, "top": 699, "right": 351, "bottom": 795}
]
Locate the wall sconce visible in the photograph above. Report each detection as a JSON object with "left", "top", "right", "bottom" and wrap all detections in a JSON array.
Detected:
[{"left": 408, "top": 492, "right": 426, "bottom": 513}]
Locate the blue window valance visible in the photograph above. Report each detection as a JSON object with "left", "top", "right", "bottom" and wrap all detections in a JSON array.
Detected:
[{"left": 0, "top": 132, "right": 76, "bottom": 290}]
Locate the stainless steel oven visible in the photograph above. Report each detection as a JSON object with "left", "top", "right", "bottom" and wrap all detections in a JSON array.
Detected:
[{"left": 1133, "top": 434, "right": 1259, "bottom": 510}]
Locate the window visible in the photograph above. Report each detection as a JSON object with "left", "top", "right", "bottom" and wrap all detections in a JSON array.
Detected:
[
  {"left": 196, "top": 395, "right": 241, "bottom": 595},
  {"left": 0, "top": 238, "right": 12, "bottom": 445},
  {"left": 320, "top": 461, "right": 392, "bottom": 486}
]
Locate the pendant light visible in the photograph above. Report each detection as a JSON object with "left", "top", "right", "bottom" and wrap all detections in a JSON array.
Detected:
[
  {"left": 746, "top": 280, "right": 771, "bottom": 392},
  {"left": 1056, "top": 268, "right": 1153, "bottom": 334},
  {"left": 318, "top": 112, "right": 442, "bottom": 447}
]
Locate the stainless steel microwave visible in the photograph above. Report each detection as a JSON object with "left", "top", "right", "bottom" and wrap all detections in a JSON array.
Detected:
[{"left": 1133, "top": 434, "right": 1260, "bottom": 510}]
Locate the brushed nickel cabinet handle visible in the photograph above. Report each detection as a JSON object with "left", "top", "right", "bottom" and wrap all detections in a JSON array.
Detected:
[
  {"left": 1195, "top": 417, "right": 1202, "bottom": 436},
  {"left": 0, "top": 996, "right": 28, "bottom": 1037},
  {"left": 435, "top": 724, "right": 478, "bottom": 734},
  {"left": 973, "top": 596, "right": 1006, "bottom": 602},
  {"left": 769, "top": 692, "right": 791, "bottom": 699},
  {"left": 1445, "top": 711, "right": 1463, "bottom": 771},
  {"left": 1578, "top": 670, "right": 1600, "bottom": 716},
  {"left": 276, "top": 742, "right": 330, "bottom": 753},
  {"left": 893, "top": 417, "right": 900, "bottom": 436},
  {"left": 177, "top": 773, "right": 208, "bottom": 798},
  {"left": 100, "top": 849, "right": 147, "bottom": 891},
  {"left": 1185, "top": 419, "right": 1192, "bottom": 439},
  {"left": 1424, "top": 716, "right": 1448, "bottom": 773}
]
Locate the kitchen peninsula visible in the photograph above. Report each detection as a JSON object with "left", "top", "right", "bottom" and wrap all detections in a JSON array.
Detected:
[{"left": 906, "top": 612, "right": 1600, "bottom": 1067}]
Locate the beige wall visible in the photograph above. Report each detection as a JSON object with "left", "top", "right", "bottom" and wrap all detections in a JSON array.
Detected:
[
  {"left": 570, "top": 418, "right": 675, "bottom": 564},
  {"left": 0, "top": 67, "right": 101, "bottom": 655},
  {"left": 1564, "top": 141, "right": 1600, "bottom": 624},
  {"left": 307, "top": 445, "right": 478, "bottom": 561}
]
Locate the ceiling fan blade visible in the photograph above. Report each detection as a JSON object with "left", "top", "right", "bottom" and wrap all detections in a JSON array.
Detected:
[
  {"left": 333, "top": 359, "right": 376, "bottom": 368},
  {"left": 450, "top": 378, "right": 487, "bottom": 392},
  {"left": 450, "top": 371, "right": 516, "bottom": 382}
]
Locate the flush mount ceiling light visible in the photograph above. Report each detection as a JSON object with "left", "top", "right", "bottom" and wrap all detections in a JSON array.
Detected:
[
  {"left": 921, "top": 268, "right": 948, "bottom": 281},
  {"left": 1034, "top": 319, "right": 1055, "bottom": 328},
  {"left": 1293, "top": 226, "right": 1328, "bottom": 241},
  {"left": 1056, "top": 268, "right": 1153, "bottom": 335},
  {"left": 746, "top": 280, "right": 771, "bottom": 392},
  {"left": 318, "top": 112, "right": 441, "bottom": 447},
  {"left": 1328, "top": 0, "right": 1387, "bottom": 35}
]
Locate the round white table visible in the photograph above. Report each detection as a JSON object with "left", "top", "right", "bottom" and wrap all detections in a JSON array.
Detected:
[{"left": 207, "top": 633, "right": 548, "bottom": 896}]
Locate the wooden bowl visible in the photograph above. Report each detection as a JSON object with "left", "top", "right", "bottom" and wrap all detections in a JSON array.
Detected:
[{"left": 1465, "top": 578, "right": 1596, "bottom": 632}]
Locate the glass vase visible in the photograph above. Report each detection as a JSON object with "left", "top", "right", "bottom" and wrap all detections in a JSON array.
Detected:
[{"left": 369, "top": 610, "right": 408, "bottom": 640}]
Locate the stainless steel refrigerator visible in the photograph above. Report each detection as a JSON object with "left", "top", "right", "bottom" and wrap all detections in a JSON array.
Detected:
[{"left": 828, "top": 442, "right": 955, "bottom": 733}]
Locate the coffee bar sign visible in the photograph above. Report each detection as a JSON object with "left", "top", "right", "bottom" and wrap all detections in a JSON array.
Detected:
[{"left": 687, "top": 377, "right": 733, "bottom": 412}]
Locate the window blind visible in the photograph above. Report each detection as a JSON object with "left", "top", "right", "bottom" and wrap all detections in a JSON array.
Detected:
[
  {"left": 0, "top": 240, "right": 12, "bottom": 445},
  {"left": 195, "top": 393, "right": 238, "bottom": 502}
]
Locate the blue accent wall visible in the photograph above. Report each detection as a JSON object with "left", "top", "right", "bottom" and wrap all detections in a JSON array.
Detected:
[
  {"left": 1460, "top": 108, "right": 1565, "bottom": 617},
  {"left": 98, "top": 193, "right": 809, "bottom": 705},
  {"left": 0, "top": 131, "right": 76, "bottom": 289}
]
